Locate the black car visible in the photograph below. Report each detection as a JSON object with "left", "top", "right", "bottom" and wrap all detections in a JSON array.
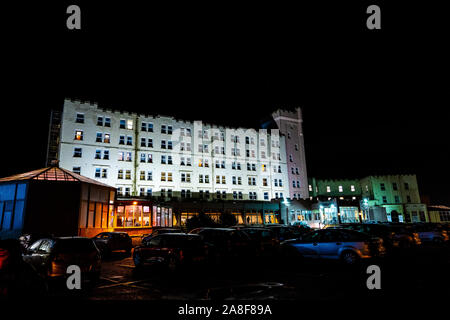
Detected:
[
  {"left": 233, "top": 227, "right": 280, "bottom": 256},
  {"left": 92, "top": 232, "right": 132, "bottom": 257},
  {"left": 142, "top": 228, "right": 184, "bottom": 244},
  {"left": 133, "top": 233, "right": 208, "bottom": 271},
  {"left": 265, "top": 225, "right": 309, "bottom": 242},
  {"left": 189, "top": 227, "right": 255, "bottom": 261},
  {"left": 22, "top": 237, "right": 101, "bottom": 281}
]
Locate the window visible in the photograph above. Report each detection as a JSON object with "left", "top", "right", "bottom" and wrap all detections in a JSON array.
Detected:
[
  {"left": 120, "top": 120, "right": 126, "bottom": 129},
  {"left": 147, "top": 171, "right": 153, "bottom": 181},
  {"left": 222, "top": 176, "right": 226, "bottom": 184},
  {"left": 147, "top": 188, "right": 152, "bottom": 196},
  {"left": 147, "top": 154, "right": 153, "bottom": 163},
  {"left": 289, "top": 155, "right": 293, "bottom": 162},
  {"left": 161, "top": 140, "right": 166, "bottom": 149},
  {"left": 216, "top": 175, "right": 220, "bottom": 184},
  {"left": 140, "top": 171, "right": 145, "bottom": 180},
  {"left": 161, "top": 172, "right": 166, "bottom": 181},
  {"left": 161, "top": 155, "right": 166, "bottom": 164},
  {"left": 407, "top": 195, "right": 411, "bottom": 203},
  {"left": 102, "top": 169, "right": 107, "bottom": 178},
  {"left": 263, "top": 178, "right": 268, "bottom": 187},
  {"left": 404, "top": 183, "right": 409, "bottom": 190},
  {"left": 148, "top": 123, "right": 153, "bottom": 132},
  {"left": 125, "top": 187, "right": 130, "bottom": 196},
  {"left": 205, "top": 175, "right": 210, "bottom": 183},
  {"left": 326, "top": 186, "right": 331, "bottom": 193},
  {"left": 97, "top": 116, "right": 103, "bottom": 126},
  {"left": 168, "top": 141, "right": 173, "bottom": 150},
  {"left": 295, "top": 144, "right": 298, "bottom": 151},
  {"left": 264, "top": 192, "right": 269, "bottom": 200},
  {"left": 167, "top": 155, "right": 172, "bottom": 165},
  {"left": 141, "top": 138, "right": 146, "bottom": 147},
  {"left": 140, "top": 153, "right": 146, "bottom": 163},
  {"left": 295, "top": 168, "right": 299, "bottom": 175},
  {"left": 119, "top": 135, "right": 125, "bottom": 145},
  {"left": 279, "top": 179, "right": 283, "bottom": 187},
  {"left": 168, "top": 173, "right": 173, "bottom": 182},
  {"left": 95, "top": 150, "right": 101, "bottom": 159},
  {"left": 380, "top": 183, "right": 385, "bottom": 191},
  {"left": 104, "top": 118, "right": 111, "bottom": 127},
  {"left": 249, "top": 192, "right": 257, "bottom": 200},
  {"left": 309, "top": 185, "right": 312, "bottom": 192},
  {"left": 125, "top": 170, "right": 131, "bottom": 180},
  {"left": 126, "top": 120, "right": 133, "bottom": 130},
  {"left": 339, "top": 185, "right": 343, "bottom": 192},
  {"left": 126, "top": 152, "right": 132, "bottom": 162},
  {"left": 168, "top": 126, "right": 173, "bottom": 134},
  {"left": 118, "top": 170, "right": 123, "bottom": 179},
  {"left": 96, "top": 132, "right": 102, "bottom": 142},
  {"left": 141, "top": 122, "right": 147, "bottom": 131},
  {"left": 232, "top": 176, "right": 236, "bottom": 185},
  {"left": 73, "top": 148, "right": 82, "bottom": 157},
  {"left": 147, "top": 138, "right": 153, "bottom": 148},
  {"left": 73, "top": 167, "right": 81, "bottom": 175},
  {"left": 296, "top": 181, "right": 300, "bottom": 188},
  {"left": 161, "top": 125, "right": 167, "bottom": 134},
  {"left": 104, "top": 133, "right": 110, "bottom": 143},
  {"left": 395, "top": 195, "right": 400, "bottom": 203},
  {"left": 126, "top": 136, "right": 132, "bottom": 146},
  {"left": 118, "top": 152, "right": 125, "bottom": 161},
  {"left": 95, "top": 168, "right": 101, "bottom": 178},
  {"left": 74, "top": 130, "right": 83, "bottom": 141},
  {"left": 76, "top": 113, "right": 84, "bottom": 123},
  {"left": 382, "top": 196, "right": 387, "bottom": 203},
  {"left": 393, "top": 183, "right": 398, "bottom": 191},
  {"left": 351, "top": 185, "right": 355, "bottom": 192}
]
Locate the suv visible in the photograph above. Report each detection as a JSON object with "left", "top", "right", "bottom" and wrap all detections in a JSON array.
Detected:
[
  {"left": 22, "top": 237, "right": 101, "bottom": 282},
  {"left": 265, "top": 225, "right": 309, "bottom": 242},
  {"left": 189, "top": 227, "right": 254, "bottom": 261},
  {"left": 282, "top": 228, "right": 385, "bottom": 265},
  {"left": 92, "top": 232, "right": 132, "bottom": 257},
  {"left": 409, "top": 223, "right": 449, "bottom": 245},
  {"left": 133, "top": 233, "right": 207, "bottom": 271}
]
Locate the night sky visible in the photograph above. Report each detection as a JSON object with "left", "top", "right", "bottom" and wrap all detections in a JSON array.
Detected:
[{"left": 3, "top": 2, "right": 449, "bottom": 204}]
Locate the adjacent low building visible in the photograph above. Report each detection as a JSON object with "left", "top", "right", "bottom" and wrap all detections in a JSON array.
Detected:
[{"left": 0, "top": 165, "right": 116, "bottom": 240}]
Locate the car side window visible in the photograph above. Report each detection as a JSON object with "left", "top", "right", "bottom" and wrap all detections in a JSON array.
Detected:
[
  {"left": 301, "top": 231, "right": 320, "bottom": 242},
  {"left": 38, "top": 240, "right": 53, "bottom": 253},
  {"left": 28, "top": 240, "right": 42, "bottom": 252},
  {"left": 148, "top": 236, "right": 161, "bottom": 247},
  {"left": 319, "top": 230, "right": 338, "bottom": 242}
]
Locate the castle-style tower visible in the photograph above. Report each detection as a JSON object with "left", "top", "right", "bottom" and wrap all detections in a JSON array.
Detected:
[{"left": 272, "top": 107, "right": 309, "bottom": 199}]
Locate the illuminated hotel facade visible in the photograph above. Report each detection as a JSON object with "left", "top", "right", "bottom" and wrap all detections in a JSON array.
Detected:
[{"left": 48, "top": 99, "right": 309, "bottom": 207}]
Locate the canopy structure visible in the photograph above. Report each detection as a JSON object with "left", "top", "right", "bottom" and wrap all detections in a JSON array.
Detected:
[{"left": 0, "top": 166, "right": 114, "bottom": 189}]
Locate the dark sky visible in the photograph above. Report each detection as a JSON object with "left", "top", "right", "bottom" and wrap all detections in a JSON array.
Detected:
[{"left": 3, "top": 1, "right": 449, "bottom": 204}]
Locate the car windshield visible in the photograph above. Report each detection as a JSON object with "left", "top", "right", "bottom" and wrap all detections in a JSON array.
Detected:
[{"left": 54, "top": 239, "right": 97, "bottom": 253}]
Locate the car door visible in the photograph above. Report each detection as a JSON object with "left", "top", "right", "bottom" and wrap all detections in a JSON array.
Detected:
[
  {"left": 34, "top": 239, "right": 54, "bottom": 275},
  {"left": 291, "top": 231, "right": 321, "bottom": 258},
  {"left": 316, "top": 230, "right": 342, "bottom": 259},
  {"left": 23, "top": 239, "right": 43, "bottom": 267}
]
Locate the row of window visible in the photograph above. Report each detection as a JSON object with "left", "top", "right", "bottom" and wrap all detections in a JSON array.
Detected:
[
  {"left": 116, "top": 187, "right": 285, "bottom": 201},
  {"left": 382, "top": 195, "right": 412, "bottom": 204},
  {"left": 380, "top": 182, "right": 410, "bottom": 191}
]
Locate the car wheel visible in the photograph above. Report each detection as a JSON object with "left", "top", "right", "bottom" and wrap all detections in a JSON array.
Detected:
[{"left": 341, "top": 251, "right": 359, "bottom": 265}]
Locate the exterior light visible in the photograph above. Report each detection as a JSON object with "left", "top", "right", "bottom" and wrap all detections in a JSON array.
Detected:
[{"left": 133, "top": 201, "right": 138, "bottom": 205}]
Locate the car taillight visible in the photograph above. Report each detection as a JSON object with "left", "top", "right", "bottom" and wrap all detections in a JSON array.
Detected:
[{"left": 179, "top": 250, "right": 184, "bottom": 261}]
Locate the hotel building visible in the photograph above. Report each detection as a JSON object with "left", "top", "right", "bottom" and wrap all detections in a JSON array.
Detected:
[{"left": 47, "top": 99, "right": 309, "bottom": 206}]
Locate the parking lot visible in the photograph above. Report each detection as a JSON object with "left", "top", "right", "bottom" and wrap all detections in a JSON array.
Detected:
[{"left": 80, "top": 244, "right": 450, "bottom": 300}]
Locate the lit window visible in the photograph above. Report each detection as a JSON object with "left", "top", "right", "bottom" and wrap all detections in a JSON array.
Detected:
[
  {"left": 326, "top": 186, "right": 331, "bottom": 192},
  {"left": 127, "top": 120, "right": 133, "bottom": 130},
  {"left": 339, "top": 186, "right": 343, "bottom": 192},
  {"left": 74, "top": 130, "right": 83, "bottom": 141},
  {"left": 118, "top": 170, "right": 123, "bottom": 179},
  {"left": 351, "top": 185, "right": 355, "bottom": 192},
  {"left": 309, "top": 185, "right": 312, "bottom": 192},
  {"left": 104, "top": 134, "right": 110, "bottom": 143},
  {"left": 125, "top": 170, "right": 131, "bottom": 180}
]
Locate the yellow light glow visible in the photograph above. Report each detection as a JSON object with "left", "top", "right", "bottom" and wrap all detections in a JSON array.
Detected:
[{"left": 133, "top": 201, "right": 138, "bottom": 205}]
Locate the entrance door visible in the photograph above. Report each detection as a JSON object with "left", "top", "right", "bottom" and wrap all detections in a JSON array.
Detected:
[{"left": 391, "top": 210, "right": 399, "bottom": 223}]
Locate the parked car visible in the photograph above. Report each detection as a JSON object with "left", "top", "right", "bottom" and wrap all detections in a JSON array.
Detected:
[
  {"left": 234, "top": 227, "right": 280, "bottom": 256},
  {"left": 92, "top": 232, "right": 132, "bottom": 257},
  {"left": 132, "top": 233, "right": 208, "bottom": 271},
  {"left": 383, "top": 223, "right": 422, "bottom": 248},
  {"left": 281, "top": 228, "right": 386, "bottom": 265},
  {"left": 141, "top": 228, "right": 184, "bottom": 244},
  {"left": 189, "top": 227, "right": 255, "bottom": 260},
  {"left": 408, "top": 223, "right": 449, "bottom": 245},
  {"left": 265, "top": 225, "right": 309, "bottom": 242},
  {"left": 334, "top": 223, "right": 400, "bottom": 252},
  {"left": 22, "top": 237, "right": 101, "bottom": 282}
]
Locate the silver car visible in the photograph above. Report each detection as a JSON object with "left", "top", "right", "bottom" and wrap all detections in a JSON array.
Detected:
[{"left": 282, "top": 228, "right": 386, "bottom": 265}]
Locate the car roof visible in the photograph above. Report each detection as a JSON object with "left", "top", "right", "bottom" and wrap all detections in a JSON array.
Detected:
[{"left": 193, "top": 227, "right": 235, "bottom": 231}]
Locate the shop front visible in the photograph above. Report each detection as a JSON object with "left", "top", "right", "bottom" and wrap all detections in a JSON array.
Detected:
[{"left": 113, "top": 199, "right": 173, "bottom": 236}]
